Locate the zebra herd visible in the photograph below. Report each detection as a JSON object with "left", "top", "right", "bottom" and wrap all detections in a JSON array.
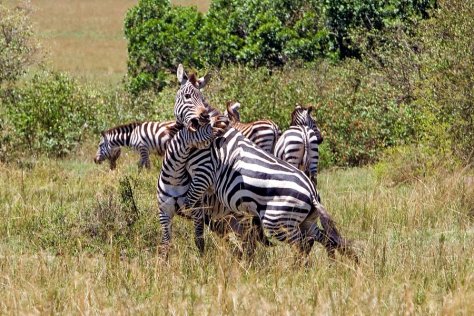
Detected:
[{"left": 94, "top": 64, "right": 358, "bottom": 264}]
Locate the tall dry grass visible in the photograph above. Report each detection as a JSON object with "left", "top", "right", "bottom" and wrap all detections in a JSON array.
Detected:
[{"left": 0, "top": 143, "right": 473, "bottom": 314}]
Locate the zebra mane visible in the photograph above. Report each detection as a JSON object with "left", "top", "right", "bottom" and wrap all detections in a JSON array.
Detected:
[
  {"left": 188, "top": 73, "right": 197, "bottom": 86},
  {"left": 103, "top": 121, "right": 142, "bottom": 135}
]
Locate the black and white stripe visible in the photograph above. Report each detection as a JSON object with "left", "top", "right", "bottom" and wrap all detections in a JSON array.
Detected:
[
  {"left": 225, "top": 101, "right": 281, "bottom": 153},
  {"left": 182, "top": 126, "right": 355, "bottom": 261},
  {"left": 274, "top": 105, "right": 323, "bottom": 185},
  {"left": 174, "top": 64, "right": 212, "bottom": 131},
  {"left": 166, "top": 69, "right": 356, "bottom": 260},
  {"left": 94, "top": 121, "right": 178, "bottom": 169}
]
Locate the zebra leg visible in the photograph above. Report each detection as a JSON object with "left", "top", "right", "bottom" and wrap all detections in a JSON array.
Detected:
[
  {"left": 138, "top": 146, "right": 151, "bottom": 169},
  {"left": 191, "top": 206, "right": 205, "bottom": 254},
  {"left": 250, "top": 215, "right": 273, "bottom": 247},
  {"left": 158, "top": 208, "right": 173, "bottom": 259}
]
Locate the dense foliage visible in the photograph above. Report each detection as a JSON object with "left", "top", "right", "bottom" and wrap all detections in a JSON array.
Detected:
[
  {"left": 124, "top": 0, "right": 436, "bottom": 93},
  {"left": 0, "top": 3, "right": 40, "bottom": 86},
  {"left": 2, "top": 72, "right": 99, "bottom": 158}
]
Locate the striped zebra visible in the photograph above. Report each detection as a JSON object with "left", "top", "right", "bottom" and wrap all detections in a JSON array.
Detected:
[
  {"left": 94, "top": 121, "right": 178, "bottom": 170},
  {"left": 157, "top": 115, "right": 269, "bottom": 256},
  {"left": 225, "top": 101, "right": 281, "bottom": 153},
  {"left": 274, "top": 105, "right": 323, "bottom": 186},
  {"left": 166, "top": 65, "right": 357, "bottom": 262}
]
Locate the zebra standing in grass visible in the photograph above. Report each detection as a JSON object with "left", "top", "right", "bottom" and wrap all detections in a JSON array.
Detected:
[
  {"left": 94, "top": 121, "right": 179, "bottom": 169},
  {"left": 274, "top": 105, "right": 323, "bottom": 186},
  {"left": 157, "top": 67, "right": 271, "bottom": 257},
  {"left": 161, "top": 64, "right": 357, "bottom": 262},
  {"left": 225, "top": 101, "right": 281, "bottom": 153}
]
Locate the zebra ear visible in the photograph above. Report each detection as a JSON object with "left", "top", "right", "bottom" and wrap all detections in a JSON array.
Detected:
[
  {"left": 295, "top": 104, "right": 302, "bottom": 110},
  {"left": 100, "top": 130, "right": 106, "bottom": 138},
  {"left": 197, "top": 73, "right": 211, "bottom": 89},
  {"left": 230, "top": 102, "right": 241, "bottom": 111},
  {"left": 177, "top": 64, "right": 188, "bottom": 85},
  {"left": 307, "top": 105, "right": 314, "bottom": 114}
]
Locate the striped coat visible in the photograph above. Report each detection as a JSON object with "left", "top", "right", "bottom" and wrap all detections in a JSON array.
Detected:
[
  {"left": 274, "top": 105, "right": 323, "bottom": 186},
  {"left": 94, "top": 121, "right": 178, "bottom": 169},
  {"left": 225, "top": 101, "right": 281, "bottom": 153}
]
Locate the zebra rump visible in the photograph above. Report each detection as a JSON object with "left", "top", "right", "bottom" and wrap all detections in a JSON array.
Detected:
[{"left": 225, "top": 101, "right": 281, "bottom": 153}]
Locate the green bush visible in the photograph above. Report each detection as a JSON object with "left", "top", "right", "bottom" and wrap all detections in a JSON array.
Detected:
[
  {"left": 124, "top": 0, "right": 204, "bottom": 93},
  {"left": 124, "top": 0, "right": 434, "bottom": 93},
  {"left": 415, "top": 0, "right": 474, "bottom": 163},
  {"left": 0, "top": 2, "right": 40, "bottom": 86},
  {"left": 3, "top": 71, "right": 99, "bottom": 158}
]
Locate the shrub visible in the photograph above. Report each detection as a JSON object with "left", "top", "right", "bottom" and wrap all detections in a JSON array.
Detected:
[
  {"left": 124, "top": 0, "right": 204, "bottom": 93},
  {"left": 0, "top": 2, "right": 40, "bottom": 86},
  {"left": 3, "top": 71, "right": 99, "bottom": 158},
  {"left": 202, "top": 63, "right": 420, "bottom": 167},
  {"left": 124, "top": 0, "right": 436, "bottom": 93},
  {"left": 415, "top": 0, "right": 474, "bottom": 163}
]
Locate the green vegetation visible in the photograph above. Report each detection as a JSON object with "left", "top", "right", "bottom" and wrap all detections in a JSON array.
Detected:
[
  {"left": 2, "top": 0, "right": 472, "bottom": 166},
  {"left": 0, "top": 3, "right": 40, "bottom": 86},
  {"left": 124, "top": 0, "right": 436, "bottom": 93},
  {"left": 0, "top": 0, "right": 473, "bottom": 313}
]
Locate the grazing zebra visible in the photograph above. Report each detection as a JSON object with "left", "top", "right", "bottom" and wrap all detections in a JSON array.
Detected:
[
  {"left": 94, "top": 121, "right": 178, "bottom": 170},
  {"left": 166, "top": 65, "right": 357, "bottom": 262},
  {"left": 274, "top": 105, "right": 323, "bottom": 186},
  {"left": 225, "top": 101, "right": 281, "bottom": 153}
]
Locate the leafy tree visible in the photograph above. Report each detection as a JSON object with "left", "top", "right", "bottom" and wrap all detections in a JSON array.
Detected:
[
  {"left": 0, "top": 2, "right": 40, "bottom": 86},
  {"left": 124, "top": 0, "right": 204, "bottom": 93}
]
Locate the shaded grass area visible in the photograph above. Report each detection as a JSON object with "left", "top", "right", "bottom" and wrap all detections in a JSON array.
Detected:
[{"left": 0, "top": 143, "right": 473, "bottom": 314}]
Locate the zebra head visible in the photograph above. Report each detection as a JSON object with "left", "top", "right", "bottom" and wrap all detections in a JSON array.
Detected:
[
  {"left": 94, "top": 131, "right": 121, "bottom": 170},
  {"left": 181, "top": 114, "right": 230, "bottom": 149},
  {"left": 291, "top": 105, "right": 323, "bottom": 144},
  {"left": 175, "top": 64, "right": 212, "bottom": 132},
  {"left": 224, "top": 101, "right": 241, "bottom": 123}
]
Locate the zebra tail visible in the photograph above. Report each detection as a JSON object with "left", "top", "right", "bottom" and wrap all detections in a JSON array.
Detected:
[
  {"left": 271, "top": 125, "right": 283, "bottom": 152},
  {"left": 314, "top": 200, "right": 343, "bottom": 246},
  {"left": 314, "top": 200, "right": 359, "bottom": 263}
]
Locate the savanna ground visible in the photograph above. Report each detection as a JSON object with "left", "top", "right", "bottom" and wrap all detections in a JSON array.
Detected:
[{"left": 1, "top": 0, "right": 474, "bottom": 314}]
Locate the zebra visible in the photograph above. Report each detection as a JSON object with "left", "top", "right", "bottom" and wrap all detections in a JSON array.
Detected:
[
  {"left": 225, "top": 101, "right": 281, "bottom": 153},
  {"left": 166, "top": 65, "right": 357, "bottom": 262},
  {"left": 274, "top": 105, "right": 323, "bottom": 186},
  {"left": 157, "top": 114, "right": 270, "bottom": 257},
  {"left": 94, "top": 121, "right": 178, "bottom": 170},
  {"left": 157, "top": 66, "right": 275, "bottom": 257}
]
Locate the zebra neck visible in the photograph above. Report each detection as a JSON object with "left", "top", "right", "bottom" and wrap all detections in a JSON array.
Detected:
[
  {"left": 163, "top": 131, "right": 196, "bottom": 174},
  {"left": 107, "top": 130, "right": 132, "bottom": 147}
]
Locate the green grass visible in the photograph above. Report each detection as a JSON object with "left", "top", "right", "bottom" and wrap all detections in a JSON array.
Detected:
[{"left": 1, "top": 142, "right": 473, "bottom": 314}]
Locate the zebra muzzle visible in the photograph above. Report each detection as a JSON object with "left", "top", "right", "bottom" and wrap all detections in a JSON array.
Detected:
[{"left": 187, "top": 118, "right": 201, "bottom": 132}]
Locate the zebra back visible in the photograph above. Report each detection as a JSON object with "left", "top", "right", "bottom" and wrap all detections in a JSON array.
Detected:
[
  {"left": 274, "top": 125, "right": 320, "bottom": 180},
  {"left": 225, "top": 101, "right": 281, "bottom": 153},
  {"left": 103, "top": 122, "right": 141, "bottom": 146},
  {"left": 130, "top": 121, "right": 178, "bottom": 156}
]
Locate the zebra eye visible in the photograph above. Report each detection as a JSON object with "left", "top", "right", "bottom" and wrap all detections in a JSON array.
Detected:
[{"left": 184, "top": 93, "right": 191, "bottom": 99}]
